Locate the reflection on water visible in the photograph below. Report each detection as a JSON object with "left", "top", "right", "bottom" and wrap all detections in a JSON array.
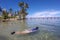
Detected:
[{"left": 0, "top": 18, "right": 60, "bottom": 40}]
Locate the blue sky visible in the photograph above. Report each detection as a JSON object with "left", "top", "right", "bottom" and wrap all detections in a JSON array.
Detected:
[{"left": 0, "top": 0, "right": 60, "bottom": 17}]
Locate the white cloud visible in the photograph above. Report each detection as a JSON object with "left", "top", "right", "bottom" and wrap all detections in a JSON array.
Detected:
[{"left": 26, "top": 10, "right": 60, "bottom": 18}]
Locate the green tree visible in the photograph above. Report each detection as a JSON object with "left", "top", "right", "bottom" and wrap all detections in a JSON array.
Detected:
[
  {"left": 0, "top": 7, "right": 2, "bottom": 19},
  {"left": 14, "top": 11, "right": 17, "bottom": 18},
  {"left": 9, "top": 8, "right": 13, "bottom": 13},
  {"left": 8, "top": 8, "right": 13, "bottom": 18},
  {"left": 0, "top": 7, "right": 2, "bottom": 12},
  {"left": 18, "top": 2, "right": 28, "bottom": 19},
  {"left": 2, "top": 10, "right": 8, "bottom": 19}
]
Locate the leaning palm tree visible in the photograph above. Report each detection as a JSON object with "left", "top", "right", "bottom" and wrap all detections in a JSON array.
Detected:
[{"left": 18, "top": 2, "right": 28, "bottom": 19}]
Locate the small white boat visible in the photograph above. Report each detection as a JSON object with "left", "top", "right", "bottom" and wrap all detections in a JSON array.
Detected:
[{"left": 11, "top": 27, "right": 39, "bottom": 35}]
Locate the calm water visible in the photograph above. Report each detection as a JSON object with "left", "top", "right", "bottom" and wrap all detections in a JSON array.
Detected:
[{"left": 0, "top": 18, "right": 60, "bottom": 40}]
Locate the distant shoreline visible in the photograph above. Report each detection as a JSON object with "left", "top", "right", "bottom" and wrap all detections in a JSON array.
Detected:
[{"left": 0, "top": 17, "right": 60, "bottom": 21}]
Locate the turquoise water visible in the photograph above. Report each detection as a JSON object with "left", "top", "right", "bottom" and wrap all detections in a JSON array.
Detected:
[{"left": 0, "top": 18, "right": 60, "bottom": 40}]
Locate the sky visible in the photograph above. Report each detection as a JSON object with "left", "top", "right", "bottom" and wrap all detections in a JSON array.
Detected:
[{"left": 0, "top": 0, "right": 60, "bottom": 17}]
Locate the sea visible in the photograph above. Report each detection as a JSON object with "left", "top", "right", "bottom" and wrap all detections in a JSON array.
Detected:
[{"left": 0, "top": 18, "right": 60, "bottom": 40}]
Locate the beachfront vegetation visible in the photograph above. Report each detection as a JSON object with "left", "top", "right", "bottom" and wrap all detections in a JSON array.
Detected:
[{"left": 0, "top": 2, "right": 29, "bottom": 21}]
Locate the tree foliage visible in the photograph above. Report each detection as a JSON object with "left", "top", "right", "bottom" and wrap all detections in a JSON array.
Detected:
[
  {"left": 2, "top": 10, "right": 8, "bottom": 19},
  {"left": 18, "top": 2, "right": 28, "bottom": 19},
  {"left": 0, "top": 7, "right": 2, "bottom": 12}
]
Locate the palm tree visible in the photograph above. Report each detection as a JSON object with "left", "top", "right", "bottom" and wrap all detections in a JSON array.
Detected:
[
  {"left": 9, "top": 8, "right": 13, "bottom": 18},
  {"left": 19, "top": 2, "right": 24, "bottom": 8},
  {"left": 0, "top": 7, "right": 2, "bottom": 20},
  {"left": 9, "top": 8, "right": 13, "bottom": 13},
  {"left": 18, "top": 2, "right": 28, "bottom": 19},
  {"left": 24, "top": 3, "right": 29, "bottom": 10},
  {"left": 2, "top": 9, "right": 9, "bottom": 22},
  {"left": 14, "top": 11, "right": 17, "bottom": 18},
  {"left": 0, "top": 7, "right": 2, "bottom": 12},
  {"left": 0, "top": 7, "right": 2, "bottom": 15}
]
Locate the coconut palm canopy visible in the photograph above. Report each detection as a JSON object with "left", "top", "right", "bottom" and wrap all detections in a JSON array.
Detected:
[{"left": 19, "top": 2, "right": 28, "bottom": 10}]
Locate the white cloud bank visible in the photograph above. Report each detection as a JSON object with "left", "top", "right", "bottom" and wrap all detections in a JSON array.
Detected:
[{"left": 26, "top": 10, "right": 60, "bottom": 18}]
